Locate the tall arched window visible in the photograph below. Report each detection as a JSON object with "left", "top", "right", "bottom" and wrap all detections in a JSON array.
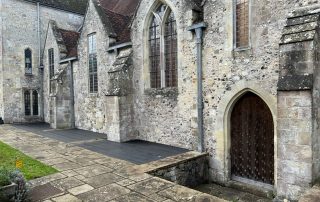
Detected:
[
  {"left": 149, "top": 4, "right": 177, "bottom": 88},
  {"left": 24, "top": 90, "right": 31, "bottom": 116},
  {"left": 32, "top": 90, "right": 39, "bottom": 116},
  {"left": 25, "top": 48, "right": 32, "bottom": 75}
]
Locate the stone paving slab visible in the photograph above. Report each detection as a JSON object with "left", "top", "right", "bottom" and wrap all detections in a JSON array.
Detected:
[
  {"left": 128, "top": 177, "right": 174, "bottom": 195},
  {"left": 82, "top": 172, "right": 125, "bottom": 188},
  {"left": 72, "top": 164, "right": 113, "bottom": 177},
  {"left": 109, "top": 192, "right": 155, "bottom": 202},
  {"left": 77, "top": 183, "right": 131, "bottom": 202},
  {"left": 68, "top": 184, "right": 95, "bottom": 196},
  {"left": 299, "top": 185, "right": 320, "bottom": 202},
  {"left": 0, "top": 125, "right": 226, "bottom": 202}
]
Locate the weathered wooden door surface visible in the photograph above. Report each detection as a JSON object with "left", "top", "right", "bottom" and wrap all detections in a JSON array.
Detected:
[{"left": 231, "top": 92, "right": 274, "bottom": 185}]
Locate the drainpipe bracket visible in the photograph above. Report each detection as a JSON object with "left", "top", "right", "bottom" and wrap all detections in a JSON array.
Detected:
[{"left": 187, "top": 22, "right": 207, "bottom": 32}]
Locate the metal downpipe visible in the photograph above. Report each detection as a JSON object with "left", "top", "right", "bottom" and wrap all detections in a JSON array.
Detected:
[
  {"left": 69, "top": 61, "right": 75, "bottom": 128},
  {"left": 37, "top": 2, "right": 44, "bottom": 121},
  {"left": 188, "top": 23, "right": 207, "bottom": 153}
]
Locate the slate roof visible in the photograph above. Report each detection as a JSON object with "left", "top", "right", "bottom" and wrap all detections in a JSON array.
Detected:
[
  {"left": 58, "top": 29, "right": 80, "bottom": 58},
  {"left": 98, "top": 0, "right": 141, "bottom": 16},
  {"left": 23, "top": 0, "right": 88, "bottom": 15},
  {"left": 94, "top": 0, "right": 141, "bottom": 45}
]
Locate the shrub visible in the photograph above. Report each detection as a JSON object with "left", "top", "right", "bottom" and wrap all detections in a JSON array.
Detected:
[
  {"left": 0, "top": 167, "right": 11, "bottom": 187},
  {"left": 0, "top": 168, "right": 29, "bottom": 202},
  {"left": 10, "top": 170, "right": 28, "bottom": 202}
]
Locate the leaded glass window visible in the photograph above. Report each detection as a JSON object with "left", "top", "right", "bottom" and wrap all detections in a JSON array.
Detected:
[
  {"left": 32, "top": 91, "right": 39, "bottom": 116},
  {"left": 24, "top": 90, "right": 31, "bottom": 116},
  {"left": 149, "top": 4, "right": 177, "bottom": 88},
  {"left": 25, "top": 49, "right": 32, "bottom": 75},
  {"left": 88, "top": 34, "right": 98, "bottom": 93}
]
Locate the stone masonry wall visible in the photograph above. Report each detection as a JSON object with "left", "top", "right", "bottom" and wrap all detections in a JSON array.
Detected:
[
  {"left": 1, "top": 0, "right": 83, "bottom": 123},
  {"left": 203, "top": 0, "right": 320, "bottom": 186},
  {"left": 312, "top": 28, "right": 320, "bottom": 183},
  {"left": 131, "top": 0, "right": 320, "bottom": 200},
  {"left": 42, "top": 22, "right": 63, "bottom": 124},
  {"left": 74, "top": 0, "right": 117, "bottom": 134},
  {"left": 54, "top": 63, "right": 73, "bottom": 129},
  {"left": 148, "top": 154, "right": 209, "bottom": 188},
  {"left": 0, "top": 0, "right": 3, "bottom": 118},
  {"left": 131, "top": 0, "right": 201, "bottom": 150},
  {"left": 276, "top": 6, "right": 320, "bottom": 200},
  {"left": 277, "top": 91, "right": 313, "bottom": 200}
]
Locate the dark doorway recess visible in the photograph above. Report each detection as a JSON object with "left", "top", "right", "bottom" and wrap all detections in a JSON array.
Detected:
[{"left": 231, "top": 92, "right": 274, "bottom": 185}]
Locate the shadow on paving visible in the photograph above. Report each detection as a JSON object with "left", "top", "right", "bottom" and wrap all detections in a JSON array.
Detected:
[
  {"left": 12, "top": 123, "right": 189, "bottom": 164},
  {"left": 195, "top": 183, "right": 272, "bottom": 202}
]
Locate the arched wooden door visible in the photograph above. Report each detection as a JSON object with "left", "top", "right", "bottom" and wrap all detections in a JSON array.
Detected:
[{"left": 231, "top": 92, "right": 274, "bottom": 185}]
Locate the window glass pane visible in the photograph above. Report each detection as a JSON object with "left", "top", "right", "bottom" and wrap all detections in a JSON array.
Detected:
[
  {"left": 88, "top": 34, "right": 98, "bottom": 93},
  {"left": 236, "top": 0, "right": 249, "bottom": 48},
  {"left": 24, "top": 91, "right": 31, "bottom": 116},
  {"left": 32, "top": 91, "right": 39, "bottom": 116},
  {"left": 25, "top": 49, "right": 32, "bottom": 74},
  {"left": 88, "top": 34, "right": 96, "bottom": 54},
  {"left": 156, "top": 4, "right": 167, "bottom": 19},
  {"left": 164, "top": 11, "right": 178, "bottom": 87},
  {"left": 149, "top": 15, "right": 161, "bottom": 88},
  {"left": 48, "top": 48, "right": 54, "bottom": 79}
]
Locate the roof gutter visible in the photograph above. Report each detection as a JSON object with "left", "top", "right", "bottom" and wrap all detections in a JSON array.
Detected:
[
  {"left": 107, "top": 42, "right": 132, "bottom": 53},
  {"left": 59, "top": 57, "right": 78, "bottom": 64}
]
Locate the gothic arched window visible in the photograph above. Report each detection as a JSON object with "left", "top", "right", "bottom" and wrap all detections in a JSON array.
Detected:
[
  {"left": 24, "top": 90, "right": 31, "bottom": 116},
  {"left": 32, "top": 90, "right": 39, "bottom": 116},
  {"left": 25, "top": 48, "right": 32, "bottom": 75},
  {"left": 149, "top": 4, "right": 177, "bottom": 88}
]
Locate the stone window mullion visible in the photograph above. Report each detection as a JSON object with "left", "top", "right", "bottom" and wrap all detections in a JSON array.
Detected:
[{"left": 160, "top": 23, "right": 166, "bottom": 88}]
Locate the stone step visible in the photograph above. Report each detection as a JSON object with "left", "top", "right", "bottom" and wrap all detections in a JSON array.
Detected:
[
  {"left": 194, "top": 183, "right": 273, "bottom": 202},
  {"left": 227, "top": 180, "right": 274, "bottom": 199}
]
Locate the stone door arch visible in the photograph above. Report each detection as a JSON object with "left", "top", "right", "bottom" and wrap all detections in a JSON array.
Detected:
[{"left": 230, "top": 92, "right": 274, "bottom": 185}]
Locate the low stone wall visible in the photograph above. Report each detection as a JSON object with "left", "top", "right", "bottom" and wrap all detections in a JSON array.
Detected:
[{"left": 147, "top": 153, "right": 209, "bottom": 188}]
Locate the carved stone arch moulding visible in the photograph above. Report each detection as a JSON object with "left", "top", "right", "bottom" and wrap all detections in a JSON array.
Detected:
[{"left": 211, "top": 80, "right": 277, "bottom": 186}]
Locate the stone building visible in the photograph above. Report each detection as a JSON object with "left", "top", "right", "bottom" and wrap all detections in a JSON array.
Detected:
[
  {"left": 1, "top": 0, "right": 320, "bottom": 200},
  {"left": 0, "top": 0, "right": 85, "bottom": 123}
]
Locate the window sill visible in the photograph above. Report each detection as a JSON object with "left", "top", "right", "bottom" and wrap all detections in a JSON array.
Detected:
[
  {"left": 144, "top": 87, "right": 178, "bottom": 98},
  {"left": 88, "top": 93, "right": 99, "bottom": 98},
  {"left": 24, "top": 115, "right": 40, "bottom": 119},
  {"left": 25, "top": 73, "right": 33, "bottom": 77},
  {"left": 233, "top": 46, "right": 251, "bottom": 52}
]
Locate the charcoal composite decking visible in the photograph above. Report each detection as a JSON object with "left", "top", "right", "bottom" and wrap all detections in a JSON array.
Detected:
[{"left": 12, "top": 123, "right": 189, "bottom": 164}]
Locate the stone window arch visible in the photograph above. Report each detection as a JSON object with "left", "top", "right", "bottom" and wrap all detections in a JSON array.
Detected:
[
  {"left": 25, "top": 48, "right": 32, "bottom": 75},
  {"left": 149, "top": 3, "right": 177, "bottom": 88}
]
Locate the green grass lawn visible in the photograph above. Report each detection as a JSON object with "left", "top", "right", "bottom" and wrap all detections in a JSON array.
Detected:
[{"left": 0, "top": 141, "right": 58, "bottom": 180}]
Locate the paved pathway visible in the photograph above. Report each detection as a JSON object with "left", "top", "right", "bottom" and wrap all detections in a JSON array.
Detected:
[{"left": 0, "top": 125, "right": 225, "bottom": 202}]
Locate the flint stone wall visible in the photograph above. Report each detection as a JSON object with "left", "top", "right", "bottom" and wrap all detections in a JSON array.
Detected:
[
  {"left": 73, "top": 0, "right": 117, "bottom": 134},
  {"left": 148, "top": 154, "right": 209, "bottom": 188}
]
